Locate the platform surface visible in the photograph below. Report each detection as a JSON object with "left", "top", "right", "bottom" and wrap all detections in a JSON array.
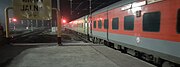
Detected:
[{"left": 7, "top": 43, "right": 155, "bottom": 67}]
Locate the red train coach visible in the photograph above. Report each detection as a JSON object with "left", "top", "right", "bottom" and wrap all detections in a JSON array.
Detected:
[
  {"left": 91, "top": 0, "right": 180, "bottom": 66},
  {"left": 66, "top": 0, "right": 180, "bottom": 66}
]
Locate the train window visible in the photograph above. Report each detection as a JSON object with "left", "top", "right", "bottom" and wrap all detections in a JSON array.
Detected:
[
  {"left": 98, "top": 20, "right": 102, "bottom": 29},
  {"left": 104, "top": 19, "right": 108, "bottom": 29},
  {"left": 124, "top": 15, "right": 134, "bottom": 30},
  {"left": 112, "top": 17, "right": 119, "bottom": 30},
  {"left": 143, "top": 11, "right": 161, "bottom": 32},
  {"left": 177, "top": 9, "right": 180, "bottom": 33},
  {"left": 93, "top": 21, "right": 96, "bottom": 28}
]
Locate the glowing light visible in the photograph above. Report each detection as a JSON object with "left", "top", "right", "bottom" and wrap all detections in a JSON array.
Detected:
[
  {"left": 74, "top": 21, "right": 78, "bottom": 24},
  {"left": 132, "top": 1, "right": 146, "bottom": 8},
  {"left": 79, "top": 20, "right": 83, "bottom": 23},
  {"left": 131, "top": 7, "right": 142, "bottom": 15},
  {"left": 78, "top": 21, "right": 80, "bottom": 23},
  {"left": 121, "top": 4, "right": 132, "bottom": 10},
  {"left": 147, "top": 0, "right": 163, "bottom": 4},
  {"left": 62, "top": 19, "right": 66, "bottom": 23},
  {"left": 12, "top": 18, "right": 17, "bottom": 22},
  {"left": 85, "top": 16, "right": 88, "bottom": 21}
]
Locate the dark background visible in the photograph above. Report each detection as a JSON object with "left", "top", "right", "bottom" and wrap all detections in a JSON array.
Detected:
[{"left": 59, "top": 0, "right": 120, "bottom": 22}]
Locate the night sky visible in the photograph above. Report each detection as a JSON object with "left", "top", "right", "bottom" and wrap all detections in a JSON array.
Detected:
[
  {"left": 59, "top": 0, "right": 120, "bottom": 22},
  {"left": 60, "top": 0, "right": 71, "bottom": 22}
]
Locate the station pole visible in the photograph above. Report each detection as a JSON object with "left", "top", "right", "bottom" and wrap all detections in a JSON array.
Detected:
[
  {"left": 57, "top": 0, "right": 62, "bottom": 45},
  {"left": 89, "top": 0, "right": 92, "bottom": 40},
  {"left": 4, "top": 7, "right": 13, "bottom": 38}
]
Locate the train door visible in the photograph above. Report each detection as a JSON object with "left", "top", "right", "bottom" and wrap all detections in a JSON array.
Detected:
[
  {"left": 135, "top": 12, "right": 141, "bottom": 45},
  {"left": 84, "top": 16, "right": 90, "bottom": 40},
  {"left": 131, "top": 9, "right": 142, "bottom": 45},
  {"left": 88, "top": 15, "right": 92, "bottom": 40}
]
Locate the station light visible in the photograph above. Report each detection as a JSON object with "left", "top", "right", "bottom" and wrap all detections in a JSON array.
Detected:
[
  {"left": 121, "top": 4, "right": 131, "bottom": 10},
  {"left": 12, "top": 18, "right": 17, "bottom": 22},
  {"left": 132, "top": 1, "right": 146, "bottom": 8},
  {"left": 62, "top": 19, "right": 66, "bottom": 23}
]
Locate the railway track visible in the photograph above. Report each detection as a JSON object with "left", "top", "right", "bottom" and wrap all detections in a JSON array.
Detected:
[{"left": 11, "top": 29, "right": 57, "bottom": 43}]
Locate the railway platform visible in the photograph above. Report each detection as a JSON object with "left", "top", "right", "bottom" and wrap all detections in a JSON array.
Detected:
[
  {"left": 0, "top": 30, "right": 156, "bottom": 67},
  {"left": 1, "top": 43, "right": 155, "bottom": 67}
]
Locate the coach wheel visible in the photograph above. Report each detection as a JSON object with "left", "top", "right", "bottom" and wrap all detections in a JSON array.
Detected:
[
  {"left": 121, "top": 47, "right": 127, "bottom": 53},
  {"left": 104, "top": 40, "right": 108, "bottom": 46},
  {"left": 92, "top": 37, "right": 95, "bottom": 43},
  {"left": 162, "top": 61, "right": 175, "bottom": 67}
]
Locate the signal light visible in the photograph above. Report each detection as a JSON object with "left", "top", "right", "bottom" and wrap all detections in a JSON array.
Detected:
[
  {"left": 12, "top": 18, "right": 17, "bottom": 22},
  {"left": 62, "top": 19, "right": 66, "bottom": 23}
]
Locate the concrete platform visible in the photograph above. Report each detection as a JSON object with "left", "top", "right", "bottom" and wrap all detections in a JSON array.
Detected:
[
  {"left": 7, "top": 43, "right": 156, "bottom": 67},
  {"left": 0, "top": 45, "right": 37, "bottom": 67}
]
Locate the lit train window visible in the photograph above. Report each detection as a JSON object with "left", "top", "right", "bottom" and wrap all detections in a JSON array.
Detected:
[
  {"left": 93, "top": 21, "right": 96, "bottom": 28},
  {"left": 104, "top": 19, "right": 108, "bottom": 29},
  {"left": 177, "top": 9, "right": 180, "bottom": 33},
  {"left": 143, "top": 11, "right": 161, "bottom": 32},
  {"left": 112, "top": 17, "right": 119, "bottom": 30},
  {"left": 98, "top": 20, "right": 102, "bottom": 29},
  {"left": 124, "top": 15, "right": 134, "bottom": 30}
]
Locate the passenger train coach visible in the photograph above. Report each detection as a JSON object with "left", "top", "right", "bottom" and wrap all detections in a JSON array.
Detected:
[{"left": 65, "top": 0, "right": 180, "bottom": 67}]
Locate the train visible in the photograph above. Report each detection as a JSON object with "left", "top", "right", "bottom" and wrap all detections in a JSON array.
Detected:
[{"left": 64, "top": 0, "right": 180, "bottom": 67}]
